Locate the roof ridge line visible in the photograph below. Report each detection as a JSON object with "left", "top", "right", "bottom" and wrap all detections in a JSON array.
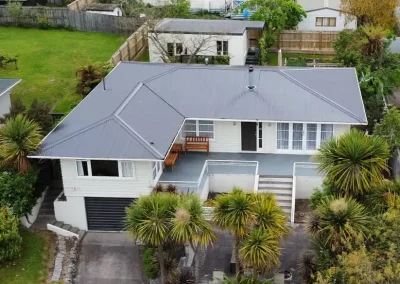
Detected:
[
  {"left": 142, "top": 67, "right": 180, "bottom": 84},
  {"left": 36, "top": 117, "right": 114, "bottom": 154},
  {"left": 280, "top": 70, "right": 364, "bottom": 123},
  {"left": 142, "top": 84, "right": 185, "bottom": 118}
]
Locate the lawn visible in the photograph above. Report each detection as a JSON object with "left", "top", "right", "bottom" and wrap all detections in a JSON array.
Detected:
[
  {"left": 0, "top": 27, "right": 125, "bottom": 113},
  {"left": 266, "top": 51, "right": 334, "bottom": 66},
  {"left": 136, "top": 49, "right": 150, "bottom": 62},
  {"left": 0, "top": 230, "right": 52, "bottom": 284}
]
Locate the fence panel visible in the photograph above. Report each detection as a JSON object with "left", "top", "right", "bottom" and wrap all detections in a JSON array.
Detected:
[
  {"left": 272, "top": 30, "right": 340, "bottom": 54},
  {"left": 0, "top": 6, "right": 143, "bottom": 35}
]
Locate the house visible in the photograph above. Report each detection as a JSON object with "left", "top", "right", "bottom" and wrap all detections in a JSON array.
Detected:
[
  {"left": 29, "top": 62, "right": 367, "bottom": 231},
  {"left": 148, "top": 18, "right": 264, "bottom": 65},
  {"left": 296, "top": 0, "right": 357, "bottom": 31},
  {"left": 0, "top": 79, "right": 20, "bottom": 118},
  {"left": 85, "top": 3, "right": 122, "bottom": 16},
  {"left": 142, "top": 0, "right": 229, "bottom": 13}
]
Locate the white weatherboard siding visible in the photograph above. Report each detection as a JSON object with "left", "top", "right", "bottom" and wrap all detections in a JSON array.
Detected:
[
  {"left": 149, "top": 32, "right": 248, "bottom": 65},
  {"left": 209, "top": 174, "right": 255, "bottom": 193},
  {"left": 86, "top": 8, "right": 122, "bottom": 16},
  {"left": 60, "top": 159, "right": 154, "bottom": 198},
  {"left": 298, "top": 9, "right": 357, "bottom": 31},
  {"left": 0, "top": 90, "right": 11, "bottom": 118},
  {"left": 54, "top": 196, "right": 88, "bottom": 230},
  {"left": 295, "top": 176, "right": 324, "bottom": 199},
  {"left": 333, "top": 124, "right": 350, "bottom": 137}
]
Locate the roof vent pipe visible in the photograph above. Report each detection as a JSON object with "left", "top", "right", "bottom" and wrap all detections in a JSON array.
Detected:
[{"left": 247, "top": 65, "right": 255, "bottom": 90}]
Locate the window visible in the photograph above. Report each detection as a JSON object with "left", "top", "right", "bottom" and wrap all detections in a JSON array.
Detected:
[
  {"left": 321, "top": 124, "right": 333, "bottom": 143},
  {"left": 292, "top": 123, "right": 303, "bottom": 150},
  {"left": 316, "top": 17, "right": 337, "bottom": 27},
  {"left": 182, "top": 120, "right": 214, "bottom": 139},
  {"left": 91, "top": 160, "right": 119, "bottom": 177},
  {"left": 277, "top": 123, "right": 289, "bottom": 149},
  {"left": 167, "top": 43, "right": 184, "bottom": 56},
  {"left": 121, "top": 161, "right": 135, "bottom": 177},
  {"left": 152, "top": 161, "right": 162, "bottom": 180},
  {"left": 76, "top": 160, "right": 89, "bottom": 176},
  {"left": 167, "top": 43, "right": 174, "bottom": 56},
  {"left": 217, "top": 40, "right": 228, "bottom": 56},
  {"left": 176, "top": 43, "right": 183, "bottom": 55},
  {"left": 307, "top": 124, "right": 318, "bottom": 150},
  {"left": 258, "top": 122, "right": 263, "bottom": 148}
]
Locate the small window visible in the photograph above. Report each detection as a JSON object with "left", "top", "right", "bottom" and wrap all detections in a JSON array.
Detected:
[
  {"left": 277, "top": 123, "right": 289, "bottom": 150},
  {"left": 316, "top": 17, "right": 336, "bottom": 27},
  {"left": 258, "top": 122, "right": 263, "bottom": 148},
  {"left": 76, "top": 160, "right": 89, "bottom": 176},
  {"left": 167, "top": 43, "right": 174, "bottom": 56},
  {"left": 321, "top": 124, "right": 333, "bottom": 143},
  {"left": 182, "top": 120, "right": 197, "bottom": 138},
  {"left": 198, "top": 120, "right": 214, "bottom": 139},
  {"left": 307, "top": 124, "right": 318, "bottom": 150},
  {"left": 121, "top": 161, "right": 134, "bottom": 177},
  {"left": 176, "top": 43, "right": 183, "bottom": 55},
  {"left": 328, "top": 17, "right": 336, "bottom": 27},
  {"left": 316, "top": 17, "right": 323, "bottom": 26},
  {"left": 217, "top": 40, "right": 228, "bottom": 56},
  {"left": 91, "top": 160, "right": 119, "bottom": 177}
]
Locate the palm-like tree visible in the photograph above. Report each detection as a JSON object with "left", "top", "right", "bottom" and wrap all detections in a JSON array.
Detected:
[
  {"left": 239, "top": 228, "right": 280, "bottom": 278},
  {"left": 314, "top": 129, "right": 389, "bottom": 196},
  {"left": 125, "top": 193, "right": 179, "bottom": 284},
  {"left": 0, "top": 114, "right": 42, "bottom": 173},
  {"left": 170, "top": 194, "right": 217, "bottom": 284},
  {"left": 305, "top": 196, "right": 369, "bottom": 252},
  {"left": 213, "top": 188, "right": 255, "bottom": 273}
]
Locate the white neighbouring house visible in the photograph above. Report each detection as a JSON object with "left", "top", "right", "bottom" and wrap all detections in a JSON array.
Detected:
[
  {"left": 141, "top": 0, "right": 229, "bottom": 12},
  {"left": 0, "top": 79, "right": 20, "bottom": 118},
  {"left": 85, "top": 3, "right": 123, "bottom": 16},
  {"left": 29, "top": 62, "right": 367, "bottom": 231},
  {"left": 148, "top": 18, "right": 264, "bottom": 66},
  {"left": 296, "top": 0, "right": 357, "bottom": 31}
]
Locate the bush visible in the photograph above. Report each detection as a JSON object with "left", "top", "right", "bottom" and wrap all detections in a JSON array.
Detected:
[
  {"left": 309, "top": 180, "right": 336, "bottom": 210},
  {"left": 0, "top": 207, "right": 22, "bottom": 263},
  {"left": 26, "top": 99, "right": 54, "bottom": 134},
  {"left": 142, "top": 246, "right": 158, "bottom": 279},
  {"left": 38, "top": 17, "right": 51, "bottom": 30}
]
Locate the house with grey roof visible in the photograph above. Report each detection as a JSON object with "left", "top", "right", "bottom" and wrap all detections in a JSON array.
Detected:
[
  {"left": 149, "top": 18, "right": 265, "bottom": 66},
  {"left": 296, "top": 0, "right": 357, "bottom": 31},
  {"left": 0, "top": 78, "right": 20, "bottom": 119},
  {"left": 29, "top": 62, "right": 367, "bottom": 231}
]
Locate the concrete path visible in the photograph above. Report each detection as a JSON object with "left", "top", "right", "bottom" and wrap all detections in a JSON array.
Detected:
[{"left": 76, "top": 232, "right": 145, "bottom": 284}]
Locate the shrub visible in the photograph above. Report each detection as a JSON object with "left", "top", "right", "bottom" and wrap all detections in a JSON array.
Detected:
[
  {"left": 0, "top": 207, "right": 22, "bottom": 263},
  {"left": 38, "top": 17, "right": 51, "bottom": 30},
  {"left": 309, "top": 180, "right": 336, "bottom": 210},
  {"left": 26, "top": 99, "right": 54, "bottom": 134},
  {"left": 6, "top": 1, "right": 23, "bottom": 26},
  {"left": 142, "top": 246, "right": 158, "bottom": 279}
]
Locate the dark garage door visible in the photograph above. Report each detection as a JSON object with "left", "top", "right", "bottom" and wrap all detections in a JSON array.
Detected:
[{"left": 85, "top": 197, "right": 135, "bottom": 231}]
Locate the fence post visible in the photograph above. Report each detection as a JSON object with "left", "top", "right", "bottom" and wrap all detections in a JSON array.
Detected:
[
  {"left": 319, "top": 32, "right": 323, "bottom": 50},
  {"left": 127, "top": 40, "right": 132, "bottom": 60},
  {"left": 133, "top": 33, "right": 138, "bottom": 56},
  {"left": 299, "top": 31, "right": 302, "bottom": 51}
]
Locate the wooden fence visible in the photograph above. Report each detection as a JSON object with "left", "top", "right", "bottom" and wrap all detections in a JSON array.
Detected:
[
  {"left": 67, "top": 0, "right": 96, "bottom": 11},
  {"left": 0, "top": 6, "right": 143, "bottom": 34},
  {"left": 110, "top": 23, "right": 148, "bottom": 64},
  {"left": 272, "top": 30, "right": 340, "bottom": 54}
]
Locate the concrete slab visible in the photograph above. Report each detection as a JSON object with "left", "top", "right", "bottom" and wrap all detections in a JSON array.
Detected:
[{"left": 76, "top": 232, "right": 145, "bottom": 284}]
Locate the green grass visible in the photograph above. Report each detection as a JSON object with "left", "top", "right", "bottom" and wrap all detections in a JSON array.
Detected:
[
  {"left": 0, "top": 27, "right": 125, "bottom": 113},
  {"left": 266, "top": 52, "right": 334, "bottom": 66},
  {"left": 136, "top": 49, "right": 150, "bottom": 62},
  {"left": 0, "top": 230, "right": 49, "bottom": 284}
]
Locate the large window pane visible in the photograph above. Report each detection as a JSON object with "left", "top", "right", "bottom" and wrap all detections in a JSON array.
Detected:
[
  {"left": 121, "top": 161, "right": 134, "bottom": 177},
  {"left": 307, "top": 124, "right": 317, "bottom": 150},
  {"left": 321, "top": 124, "right": 333, "bottom": 143},
  {"left": 91, "top": 160, "right": 119, "bottom": 177},
  {"left": 277, "top": 123, "right": 289, "bottom": 149},
  {"left": 182, "top": 120, "right": 197, "bottom": 138},
  {"left": 198, "top": 120, "right": 214, "bottom": 139},
  {"left": 292, "top": 123, "right": 303, "bottom": 150},
  {"left": 258, "top": 122, "right": 263, "bottom": 148}
]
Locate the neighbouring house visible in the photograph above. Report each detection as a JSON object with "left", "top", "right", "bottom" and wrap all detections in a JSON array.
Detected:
[
  {"left": 142, "top": 0, "right": 229, "bottom": 13},
  {"left": 29, "top": 62, "right": 367, "bottom": 231},
  {"left": 296, "top": 0, "right": 357, "bottom": 31},
  {"left": 85, "top": 3, "right": 122, "bottom": 16},
  {"left": 0, "top": 78, "right": 20, "bottom": 118},
  {"left": 148, "top": 18, "right": 265, "bottom": 66}
]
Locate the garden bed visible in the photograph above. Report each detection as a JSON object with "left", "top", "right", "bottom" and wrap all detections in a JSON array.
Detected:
[{"left": 294, "top": 199, "right": 311, "bottom": 223}]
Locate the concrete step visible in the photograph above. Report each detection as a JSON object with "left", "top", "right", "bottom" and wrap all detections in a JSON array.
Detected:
[
  {"left": 258, "top": 188, "right": 292, "bottom": 195},
  {"left": 78, "top": 230, "right": 86, "bottom": 240},
  {"left": 38, "top": 208, "right": 55, "bottom": 215},
  {"left": 277, "top": 201, "right": 292, "bottom": 208},
  {"left": 54, "top": 221, "right": 64, "bottom": 227},
  {"left": 272, "top": 194, "right": 292, "bottom": 200},
  {"left": 282, "top": 208, "right": 291, "bottom": 213},
  {"left": 61, "top": 224, "right": 71, "bottom": 230},
  {"left": 258, "top": 183, "right": 292, "bottom": 189},
  {"left": 70, "top": 227, "right": 79, "bottom": 234},
  {"left": 258, "top": 177, "right": 293, "bottom": 183}
]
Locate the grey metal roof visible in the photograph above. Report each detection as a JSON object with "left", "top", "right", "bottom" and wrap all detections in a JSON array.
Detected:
[
  {"left": 32, "top": 63, "right": 366, "bottom": 160},
  {"left": 296, "top": 0, "right": 341, "bottom": 11},
  {"left": 153, "top": 19, "right": 265, "bottom": 35},
  {"left": 0, "top": 79, "right": 20, "bottom": 97}
]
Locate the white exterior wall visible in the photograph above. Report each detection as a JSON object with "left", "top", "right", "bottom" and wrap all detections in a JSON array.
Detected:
[
  {"left": 209, "top": 174, "right": 255, "bottom": 193},
  {"left": 142, "top": 0, "right": 226, "bottom": 10},
  {"left": 149, "top": 32, "right": 248, "bottom": 65},
  {"left": 60, "top": 159, "right": 154, "bottom": 198},
  {"left": 54, "top": 196, "right": 88, "bottom": 230},
  {"left": 199, "top": 177, "right": 210, "bottom": 201},
  {"left": 0, "top": 91, "right": 11, "bottom": 118},
  {"left": 298, "top": 9, "right": 357, "bottom": 31},
  {"left": 86, "top": 8, "right": 122, "bottom": 16},
  {"left": 295, "top": 176, "right": 324, "bottom": 199}
]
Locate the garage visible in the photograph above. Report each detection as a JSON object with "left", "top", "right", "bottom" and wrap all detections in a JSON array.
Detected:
[{"left": 85, "top": 197, "right": 135, "bottom": 231}]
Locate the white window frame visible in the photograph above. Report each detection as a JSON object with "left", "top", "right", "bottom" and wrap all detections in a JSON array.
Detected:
[
  {"left": 152, "top": 161, "right": 163, "bottom": 183},
  {"left": 316, "top": 17, "right": 337, "bottom": 27},
  {"left": 276, "top": 123, "right": 334, "bottom": 153},
  {"left": 181, "top": 120, "right": 215, "bottom": 140},
  {"left": 167, "top": 42, "right": 184, "bottom": 56},
  {"left": 76, "top": 159, "right": 136, "bottom": 179},
  {"left": 216, "top": 40, "right": 229, "bottom": 56}
]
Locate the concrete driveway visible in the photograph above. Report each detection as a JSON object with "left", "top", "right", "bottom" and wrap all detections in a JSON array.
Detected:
[{"left": 76, "top": 232, "right": 145, "bottom": 284}]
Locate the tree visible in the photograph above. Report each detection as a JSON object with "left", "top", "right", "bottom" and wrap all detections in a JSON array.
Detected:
[
  {"left": 374, "top": 105, "right": 400, "bottom": 151},
  {"left": 239, "top": 0, "right": 306, "bottom": 47},
  {"left": 76, "top": 62, "right": 113, "bottom": 96},
  {"left": 0, "top": 114, "right": 43, "bottom": 173},
  {"left": 340, "top": 0, "right": 398, "bottom": 29},
  {"left": 0, "top": 207, "right": 22, "bottom": 263},
  {"left": 0, "top": 171, "right": 39, "bottom": 222},
  {"left": 314, "top": 129, "right": 390, "bottom": 196},
  {"left": 0, "top": 98, "right": 26, "bottom": 124},
  {"left": 213, "top": 188, "right": 255, "bottom": 274},
  {"left": 170, "top": 194, "right": 216, "bottom": 284},
  {"left": 239, "top": 228, "right": 280, "bottom": 278},
  {"left": 26, "top": 98, "right": 54, "bottom": 134},
  {"left": 125, "top": 193, "right": 179, "bottom": 284},
  {"left": 305, "top": 197, "right": 369, "bottom": 253}
]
